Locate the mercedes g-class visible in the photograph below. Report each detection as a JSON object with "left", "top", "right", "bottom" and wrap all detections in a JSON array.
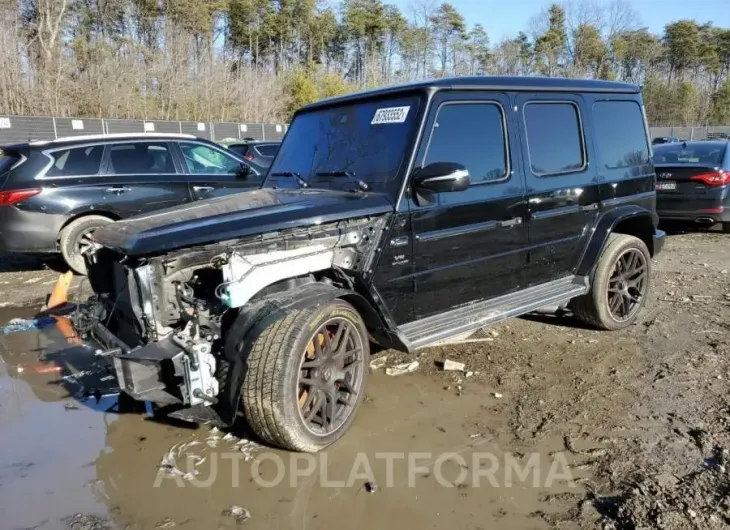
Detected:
[{"left": 74, "top": 76, "right": 665, "bottom": 452}]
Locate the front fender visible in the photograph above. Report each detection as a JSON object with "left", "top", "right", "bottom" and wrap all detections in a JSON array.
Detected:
[{"left": 576, "top": 205, "right": 656, "bottom": 277}]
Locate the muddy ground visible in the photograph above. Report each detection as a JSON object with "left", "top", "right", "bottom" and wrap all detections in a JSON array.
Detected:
[{"left": 0, "top": 228, "right": 729, "bottom": 530}]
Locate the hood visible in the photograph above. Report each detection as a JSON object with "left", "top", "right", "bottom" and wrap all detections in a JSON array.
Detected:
[{"left": 91, "top": 188, "right": 394, "bottom": 255}]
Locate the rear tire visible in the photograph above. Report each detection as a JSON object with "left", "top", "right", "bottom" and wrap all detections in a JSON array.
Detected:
[
  {"left": 59, "top": 215, "right": 113, "bottom": 275},
  {"left": 236, "top": 299, "right": 369, "bottom": 452},
  {"left": 572, "top": 234, "right": 651, "bottom": 331}
]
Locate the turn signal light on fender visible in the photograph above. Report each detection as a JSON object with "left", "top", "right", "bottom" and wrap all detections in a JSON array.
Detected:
[{"left": 0, "top": 189, "right": 41, "bottom": 206}]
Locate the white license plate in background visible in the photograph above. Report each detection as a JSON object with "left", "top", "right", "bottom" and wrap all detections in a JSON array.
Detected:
[{"left": 656, "top": 181, "right": 677, "bottom": 190}]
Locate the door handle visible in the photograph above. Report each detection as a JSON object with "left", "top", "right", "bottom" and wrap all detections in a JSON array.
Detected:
[
  {"left": 499, "top": 217, "right": 523, "bottom": 228},
  {"left": 193, "top": 186, "right": 214, "bottom": 193},
  {"left": 580, "top": 203, "right": 599, "bottom": 212},
  {"left": 105, "top": 186, "right": 130, "bottom": 194}
]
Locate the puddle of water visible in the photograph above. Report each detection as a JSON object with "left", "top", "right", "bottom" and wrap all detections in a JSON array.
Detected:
[
  {"left": 0, "top": 306, "right": 585, "bottom": 529},
  {"left": 0, "top": 307, "right": 118, "bottom": 529}
]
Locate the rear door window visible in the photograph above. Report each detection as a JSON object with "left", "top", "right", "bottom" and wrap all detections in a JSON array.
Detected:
[
  {"left": 108, "top": 142, "right": 175, "bottom": 174},
  {"left": 179, "top": 142, "right": 255, "bottom": 175},
  {"left": 592, "top": 101, "right": 650, "bottom": 169},
  {"left": 524, "top": 102, "right": 585, "bottom": 175},
  {"left": 45, "top": 145, "right": 104, "bottom": 177}
]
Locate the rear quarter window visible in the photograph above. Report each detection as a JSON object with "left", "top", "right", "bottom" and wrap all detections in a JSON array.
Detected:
[
  {"left": 0, "top": 150, "right": 20, "bottom": 175},
  {"left": 256, "top": 144, "right": 279, "bottom": 157},
  {"left": 592, "top": 101, "right": 650, "bottom": 170},
  {"left": 45, "top": 145, "right": 104, "bottom": 177}
]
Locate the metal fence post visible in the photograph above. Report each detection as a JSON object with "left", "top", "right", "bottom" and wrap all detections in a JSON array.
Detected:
[{"left": 261, "top": 124, "right": 266, "bottom": 141}]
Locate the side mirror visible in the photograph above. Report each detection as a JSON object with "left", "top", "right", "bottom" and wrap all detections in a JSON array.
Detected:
[
  {"left": 412, "top": 162, "right": 470, "bottom": 193},
  {"left": 236, "top": 163, "right": 252, "bottom": 178}
]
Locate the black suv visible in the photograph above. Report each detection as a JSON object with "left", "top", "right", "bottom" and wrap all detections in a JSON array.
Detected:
[
  {"left": 0, "top": 133, "right": 264, "bottom": 273},
  {"left": 72, "top": 77, "right": 665, "bottom": 452}
]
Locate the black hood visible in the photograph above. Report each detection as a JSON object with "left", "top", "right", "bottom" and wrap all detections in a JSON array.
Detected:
[{"left": 92, "top": 188, "right": 395, "bottom": 256}]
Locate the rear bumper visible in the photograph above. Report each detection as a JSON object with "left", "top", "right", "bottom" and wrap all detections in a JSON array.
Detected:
[
  {"left": 653, "top": 229, "right": 666, "bottom": 257},
  {"left": 657, "top": 195, "right": 730, "bottom": 224},
  {"left": 0, "top": 206, "right": 69, "bottom": 252}
]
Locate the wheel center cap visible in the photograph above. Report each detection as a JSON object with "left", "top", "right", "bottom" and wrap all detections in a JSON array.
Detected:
[{"left": 321, "top": 367, "right": 332, "bottom": 382}]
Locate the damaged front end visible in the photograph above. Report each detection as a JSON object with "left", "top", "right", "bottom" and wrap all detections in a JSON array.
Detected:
[{"left": 73, "top": 215, "right": 388, "bottom": 425}]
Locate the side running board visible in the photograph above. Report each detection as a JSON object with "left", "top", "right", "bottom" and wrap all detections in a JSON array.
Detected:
[{"left": 399, "top": 275, "right": 589, "bottom": 351}]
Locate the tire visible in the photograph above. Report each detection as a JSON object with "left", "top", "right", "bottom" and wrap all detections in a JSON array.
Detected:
[
  {"left": 236, "top": 299, "right": 369, "bottom": 452},
  {"left": 722, "top": 222, "right": 730, "bottom": 234},
  {"left": 572, "top": 233, "right": 651, "bottom": 331},
  {"left": 59, "top": 215, "right": 113, "bottom": 275}
]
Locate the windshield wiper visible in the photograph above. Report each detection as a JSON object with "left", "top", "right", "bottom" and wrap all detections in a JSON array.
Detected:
[
  {"left": 315, "top": 171, "right": 370, "bottom": 192},
  {"left": 270, "top": 171, "right": 308, "bottom": 188}
]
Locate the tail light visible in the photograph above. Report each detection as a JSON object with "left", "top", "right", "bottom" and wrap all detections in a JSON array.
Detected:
[
  {"left": 0, "top": 188, "right": 41, "bottom": 206},
  {"left": 690, "top": 170, "right": 730, "bottom": 186}
]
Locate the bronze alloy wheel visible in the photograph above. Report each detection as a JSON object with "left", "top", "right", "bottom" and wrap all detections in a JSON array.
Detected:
[
  {"left": 607, "top": 247, "right": 648, "bottom": 322},
  {"left": 296, "top": 317, "right": 365, "bottom": 436}
]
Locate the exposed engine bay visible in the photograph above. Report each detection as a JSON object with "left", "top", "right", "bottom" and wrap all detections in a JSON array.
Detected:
[{"left": 75, "top": 215, "right": 388, "bottom": 417}]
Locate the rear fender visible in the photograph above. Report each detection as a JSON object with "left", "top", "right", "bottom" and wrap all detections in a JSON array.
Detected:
[{"left": 576, "top": 205, "right": 656, "bottom": 277}]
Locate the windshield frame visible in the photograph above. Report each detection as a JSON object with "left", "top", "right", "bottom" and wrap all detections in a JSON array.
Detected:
[{"left": 264, "top": 90, "right": 427, "bottom": 196}]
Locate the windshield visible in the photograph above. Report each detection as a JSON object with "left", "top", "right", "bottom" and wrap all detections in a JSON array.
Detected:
[
  {"left": 266, "top": 95, "right": 421, "bottom": 187},
  {"left": 654, "top": 143, "right": 726, "bottom": 165}
]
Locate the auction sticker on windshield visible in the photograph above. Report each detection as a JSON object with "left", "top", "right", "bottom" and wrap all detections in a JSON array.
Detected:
[{"left": 371, "top": 106, "right": 411, "bottom": 125}]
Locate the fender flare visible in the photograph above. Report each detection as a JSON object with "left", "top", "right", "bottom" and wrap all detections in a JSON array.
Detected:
[{"left": 576, "top": 205, "right": 655, "bottom": 277}]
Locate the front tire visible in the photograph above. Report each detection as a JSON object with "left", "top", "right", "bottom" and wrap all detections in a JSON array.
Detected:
[
  {"left": 237, "top": 299, "right": 369, "bottom": 452},
  {"left": 59, "top": 215, "right": 113, "bottom": 275},
  {"left": 572, "top": 234, "right": 651, "bottom": 330}
]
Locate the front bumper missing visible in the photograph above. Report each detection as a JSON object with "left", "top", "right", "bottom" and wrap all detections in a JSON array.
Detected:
[{"left": 83, "top": 320, "right": 184, "bottom": 405}]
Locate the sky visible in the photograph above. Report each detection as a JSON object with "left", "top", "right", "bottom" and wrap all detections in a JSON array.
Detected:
[{"left": 389, "top": 0, "right": 730, "bottom": 42}]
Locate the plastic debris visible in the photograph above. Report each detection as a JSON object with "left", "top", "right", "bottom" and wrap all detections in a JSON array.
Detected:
[
  {"left": 222, "top": 506, "right": 251, "bottom": 523},
  {"left": 1, "top": 317, "right": 56, "bottom": 335},
  {"left": 386, "top": 361, "right": 419, "bottom": 376},
  {"left": 492, "top": 392, "right": 504, "bottom": 399},
  {"left": 440, "top": 359, "right": 466, "bottom": 372},
  {"left": 369, "top": 356, "right": 388, "bottom": 371},
  {"left": 365, "top": 481, "right": 378, "bottom": 493},
  {"left": 64, "top": 402, "right": 80, "bottom": 411}
]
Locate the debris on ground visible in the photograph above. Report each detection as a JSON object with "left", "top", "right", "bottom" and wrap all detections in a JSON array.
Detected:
[
  {"left": 386, "top": 361, "right": 419, "bottom": 376},
  {"left": 1, "top": 316, "right": 56, "bottom": 335},
  {"left": 222, "top": 505, "right": 251, "bottom": 524},
  {"left": 492, "top": 392, "right": 503, "bottom": 399},
  {"left": 593, "top": 452, "right": 730, "bottom": 530},
  {"left": 155, "top": 518, "right": 177, "bottom": 528},
  {"left": 439, "top": 359, "right": 466, "bottom": 372},
  {"left": 63, "top": 402, "right": 80, "bottom": 411},
  {"left": 369, "top": 355, "right": 388, "bottom": 371},
  {"left": 365, "top": 481, "right": 378, "bottom": 493},
  {"left": 63, "top": 513, "right": 112, "bottom": 530}
]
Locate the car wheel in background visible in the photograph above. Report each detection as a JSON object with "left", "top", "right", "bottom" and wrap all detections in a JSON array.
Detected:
[{"left": 59, "top": 215, "right": 113, "bottom": 275}]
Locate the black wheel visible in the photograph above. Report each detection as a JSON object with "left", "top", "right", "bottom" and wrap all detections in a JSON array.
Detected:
[
  {"left": 59, "top": 215, "right": 112, "bottom": 275},
  {"left": 572, "top": 234, "right": 651, "bottom": 330},
  {"left": 236, "top": 299, "right": 369, "bottom": 452}
]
